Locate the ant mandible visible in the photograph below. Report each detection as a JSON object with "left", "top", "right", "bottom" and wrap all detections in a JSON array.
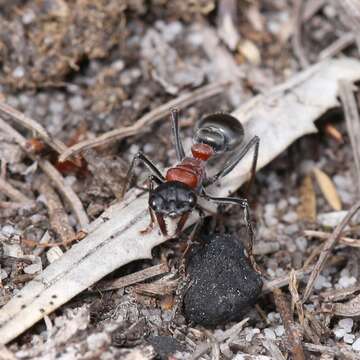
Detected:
[{"left": 122, "top": 108, "right": 259, "bottom": 256}]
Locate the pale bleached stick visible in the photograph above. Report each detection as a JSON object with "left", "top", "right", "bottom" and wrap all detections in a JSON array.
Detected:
[
  {"left": 59, "top": 82, "right": 227, "bottom": 162},
  {"left": 0, "top": 176, "right": 32, "bottom": 203},
  {"left": 1, "top": 59, "right": 360, "bottom": 345}
]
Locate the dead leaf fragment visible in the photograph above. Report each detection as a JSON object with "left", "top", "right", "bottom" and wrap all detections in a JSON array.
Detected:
[
  {"left": 313, "top": 168, "right": 342, "bottom": 211},
  {"left": 297, "top": 175, "right": 317, "bottom": 222}
]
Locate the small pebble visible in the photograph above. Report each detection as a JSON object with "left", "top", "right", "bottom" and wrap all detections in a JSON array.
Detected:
[
  {"left": 24, "top": 263, "right": 42, "bottom": 275},
  {"left": 87, "top": 333, "right": 110, "bottom": 351},
  {"left": 1, "top": 225, "right": 16, "bottom": 237},
  {"left": 339, "top": 318, "right": 353, "bottom": 332},
  {"left": 274, "top": 325, "right": 285, "bottom": 337},
  {"left": 282, "top": 211, "right": 298, "bottom": 223},
  {"left": 352, "top": 337, "right": 360, "bottom": 351},
  {"left": 344, "top": 334, "right": 355, "bottom": 344},
  {"left": 264, "top": 328, "right": 276, "bottom": 340},
  {"left": 338, "top": 276, "right": 357, "bottom": 288},
  {"left": 12, "top": 67, "right": 25, "bottom": 78},
  {"left": 333, "top": 327, "right": 347, "bottom": 339}
]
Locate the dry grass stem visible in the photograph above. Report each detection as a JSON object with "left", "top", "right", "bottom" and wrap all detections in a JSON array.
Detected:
[
  {"left": 304, "top": 229, "right": 360, "bottom": 248},
  {"left": 0, "top": 117, "right": 89, "bottom": 228},
  {"left": 99, "top": 263, "right": 169, "bottom": 291},
  {"left": 0, "top": 101, "right": 67, "bottom": 154},
  {"left": 190, "top": 318, "right": 249, "bottom": 360},
  {"left": 292, "top": 0, "right": 310, "bottom": 68},
  {"left": 339, "top": 79, "right": 360, "bottom": 194},
  {"left": 59, "top": 82, "right": 228, "bottom": 162},
  {"left": 319, "top": 33, "right": 355, "bottom": 60},
  {"left": 302, "top": 200, "right": 360, "bottom": 302},
  {"left": 262, "top": 266, "right": 313, "bottom": 294},
  {"left": 0, "top": 176, "right": 32, "bottom": 203},
  {"left": 35, "top": 177, "right": 75, "bottom": 244},
  {"left": 273, "top": 288, "right": 305, "bottom": 360}
]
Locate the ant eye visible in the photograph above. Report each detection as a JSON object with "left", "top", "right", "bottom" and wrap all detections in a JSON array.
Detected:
[
  {"left": 188, "top": 195, "right": 196, "bottom": 206},
  {"left": 150, "top": 199, "right": 157, "bottom": 209}
]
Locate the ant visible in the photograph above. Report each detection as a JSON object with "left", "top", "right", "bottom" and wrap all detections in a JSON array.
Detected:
[{"left": 122, "top": 108, "right": 259, "bottom": 260}]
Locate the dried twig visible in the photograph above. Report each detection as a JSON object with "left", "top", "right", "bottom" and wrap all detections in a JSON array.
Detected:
[
  {"left": 190, "top": 318, "right": 249, "bottom": 360},
  {"left": 262, "top": 266, "right": 313, "bottom": 294},
  {"left": 330, "top": 0, "right": 360, "bottom": 53},
  {"left": 304, "top": 229, "right": 360, "bottom": 248},
  {"left": 59, "top": 82, "right": 227, "bottom": 162},
  {"left": 321, "top": 293, "right": 360, "bottom": 316},
  {"left": 99, "top": 263, "right": 169, "bottom": 291},
  {"left": 0, "top": 101, "right": 67, "bottom": 154},
  {"left": 35, "top": 177, "right": 75, "bottom": 244},
  {"left": 0, "top": 176, "right": 32, "bottom": 203},
  {"left": 292, "top": 0, "right": 310, "bottom": 68},
  {"left": 0, "top": 117, "right": 89, "bottom": 228},
  {"left": 273, "top": 288, "right": 305, "bottom": 360},
  {"left": 319, "top": 33, "right": 355, "bottom": 60},
  {"left": 302, "top": 0, "right": 326, "bottom": 21},
  {"left": 339, "top": 80, "right": 360, "bottom": 193},
  {"left": 302, "top": 200, "right": 360, "bottom": 302}
]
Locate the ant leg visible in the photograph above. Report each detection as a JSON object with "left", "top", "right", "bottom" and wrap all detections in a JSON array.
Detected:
[
  {"left": 205, "top": 136, "right": 259, "bottom": 188},
  {"left": 201, "top": 191, "right": 260, "bottom": 273},
  {"left": 170, "top": 108, "right": 186, "bottom": 161},
  {"left": 121, "top": 151, "right": 165, "bottom": 198},
  {"left": 141, "top": 175, "right": 162, "bottom": 234}
]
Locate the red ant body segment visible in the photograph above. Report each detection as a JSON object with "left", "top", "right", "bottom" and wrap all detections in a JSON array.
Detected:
[{"left": 165, "top": 143, "right": 214, "bottom": 189}]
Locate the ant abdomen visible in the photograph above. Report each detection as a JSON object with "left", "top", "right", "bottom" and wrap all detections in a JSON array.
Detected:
[{"left": 193, "top": 113, "right": 244, "bottom": 153}]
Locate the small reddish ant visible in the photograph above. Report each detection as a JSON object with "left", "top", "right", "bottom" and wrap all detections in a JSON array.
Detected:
[{"left": 122, "top": 109, "right": 259, "bottom": 255}]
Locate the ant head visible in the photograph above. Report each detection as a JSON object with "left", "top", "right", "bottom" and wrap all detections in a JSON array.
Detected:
[
  {"left": 149, "top": 181, "right": 197, "bottom": 218},
  {"left": 194, "top": 113, "right": 244, "bottom": 153}
]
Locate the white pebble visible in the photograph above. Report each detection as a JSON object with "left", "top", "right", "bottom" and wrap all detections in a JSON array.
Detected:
[
  {"left": 274, "top": 325, "right": 285, "bottom": 337},
  {"left": 264, "top": 328, "right": 276, "bottom": 340},
  {"left": 339, "top": 318, "right": 353, "bottom": 332},
  {"left": 87, "top": 333, "right": 110, "bottom": 351},
  {"left": 1, "top": 225, "right": 16, "bottom": 237},
  {"left": 24, "top": 263, "right": 42, "bottom": 275},
  {"left": 344, "top": 334, "right": 355, "bottom": 344},
  {"left": 333, "top": 327, "right": 347, "bottom": 339},
  {"left": 314, "top": 275, "right": 331, "bottom": 290},
  {"left": 352, "top": 337, "right": 360, "bottom": 351},
  {"left": 338, "top": 276, "right": 357, "bottom": 288},
  {"left": 0, "top": 269, "right": 8, "bottom": 280},
  {"left": 69, "top": 96, "right": 84, "bottom": 111},
  {"left": 282, "top": 211, "right": 298, "bottom": 223},
  {"left": 47, "top": 247, "right": 64, "bottom": 263},
  {"left": 12, "top": 67, "right": 25, "bottom": 78}
]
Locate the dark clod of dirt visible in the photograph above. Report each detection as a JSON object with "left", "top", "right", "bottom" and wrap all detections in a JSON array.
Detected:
[
  {"left": 183, "top": 233, "right": 263, "bottom": 326},
  {"left": 147, "top": 335, "right": 186, "bottom": 360}
]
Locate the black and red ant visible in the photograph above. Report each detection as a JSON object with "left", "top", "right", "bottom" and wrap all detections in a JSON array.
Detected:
[{"left": 122, "top": 109, "right": 259, "bottom": 257}]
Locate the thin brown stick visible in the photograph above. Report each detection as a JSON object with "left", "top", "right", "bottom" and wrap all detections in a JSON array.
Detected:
[
  {"left": 0, "top": 176, "right": 32, "bottom": 203},
  {"left": 304, "top": 229, "right": 360, "bottom": 248},
  {"left": 292, "top": 0, "right": 310, "bottom": 68},
  {"left": 0, "top": 101, "right": 67, "bottom": 154},
  {"left": 339, "top": 79, "right": 360, "bottom": 194},
  {"left": 0, "top": 117, "right": 89, "bottom": 228},
  {"left": 302, "top": 200, "right": 360, "bottom": 302},
  {"left": 99, "top": 263, "right": 169, "bottom": 291},
  {"left": 59, "top": 82, "right": 228, "bottom": 162},
  {"left": 273, "top": 288, "right": 305, "bottom": 360},
  {"left": 35, "top": 177, "right": 75, "bottom": 244}
]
